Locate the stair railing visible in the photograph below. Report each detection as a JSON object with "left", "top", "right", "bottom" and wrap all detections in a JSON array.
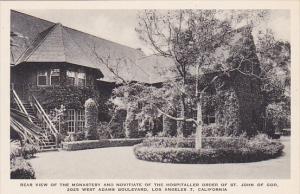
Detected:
[
  {"left": 31, "top": 95, "right": 59, "bottom": 144},
  {"left": 12, "top": 89, "right": 33, "bottom": 123}
]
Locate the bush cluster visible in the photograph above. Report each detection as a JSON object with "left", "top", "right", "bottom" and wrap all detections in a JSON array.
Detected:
[
  {"left": 11, "top": 142, "right": 39, "bottom": 159},
  {"left": 133, "top": 135, "right": 284, "bottom": 163},
  {"left": 97, "top": 122, "right": 112, "bottom": 139},
  {"left": 62, "top": 138, "right": 143, "bottom": 151},
  {"left": 11, "top": 157, "right": 36, "bottom": 179},
  {"left": 107, "top": 109, "right": 127, "bottom": 138},
  {"left": 202, "top": 124, "right": 227, "bottom": 137},
  {"left": 10, "top": 142, "right": 36, "bottom": 179},
  {"left": 64, "top": 131, "right": 85, "bottom": 142}
]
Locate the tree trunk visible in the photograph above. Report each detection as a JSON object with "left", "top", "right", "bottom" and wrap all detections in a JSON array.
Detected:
[
  {"left": 195, "top": 100, "right": 203, "bottom": 149},
  {"left": 178, "top": 95, "right": 188, "bottom": 137}
]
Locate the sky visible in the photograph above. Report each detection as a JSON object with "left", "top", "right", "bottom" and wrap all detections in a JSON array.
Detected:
[{"left": 19, "top": 9, "right": 290, "bottom": 55}]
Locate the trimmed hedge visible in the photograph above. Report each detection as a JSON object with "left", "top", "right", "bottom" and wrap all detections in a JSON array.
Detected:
[
  {"left": 133, "top": 136, "right": 284, "bottom": 163},
  {"left": 62, "top": 138, "right": 143, "bottom": 151}
]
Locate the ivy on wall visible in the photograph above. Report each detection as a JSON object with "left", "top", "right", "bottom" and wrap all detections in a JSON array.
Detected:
[{"left": 30, "top": 86, "right": 110, "bottom": 114}]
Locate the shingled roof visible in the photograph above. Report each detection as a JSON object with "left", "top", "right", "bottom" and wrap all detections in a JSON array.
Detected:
[
  {"left": 16, "top": 23, "right": 100, "bottom": 71},
  {"left": 11, "top": 10, "right": 258, "bottom": 84},
  {"left": 11, "top": 10, "right": 152, "bottom": 82}
]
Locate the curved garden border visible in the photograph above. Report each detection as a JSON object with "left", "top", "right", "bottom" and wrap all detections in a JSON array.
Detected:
[{"left": 133, "top": 137, "right": 284, "bottom": 164}]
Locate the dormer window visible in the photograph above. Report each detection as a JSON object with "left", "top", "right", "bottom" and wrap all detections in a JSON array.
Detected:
[
  {"left": 67, "top": 70, "right": 76, "bottom": 86},
  {"left": 37, "top": 70, "right": 48, "bottom": 86},
  {"left": 50, "top": 69, "right": 60, "bottom": 86}
]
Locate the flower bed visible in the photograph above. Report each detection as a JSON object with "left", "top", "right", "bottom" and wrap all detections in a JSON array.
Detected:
[
  {"left": 133, "top": 136, "right": 284, "bottom": 163},
  {"left": 62, "top": 138, "right": 143, "bottom": 151}
]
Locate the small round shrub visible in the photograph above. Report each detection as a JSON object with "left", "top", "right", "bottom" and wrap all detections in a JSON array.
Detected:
[{"left": 133, "top": 136, "right": 284, "bottom": 164}]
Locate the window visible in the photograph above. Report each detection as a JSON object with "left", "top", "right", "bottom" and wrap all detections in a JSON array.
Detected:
[
  {"left": 67, "top": 109, "right": 75, "bottom": 133},
  {"left": 66, "top": 109, "right": 85, "bottom": 133},
  {"left": 37, "top": 70, "right": 48, "bottom": 86},
  {"left": 77, "top": 72, "right": 86, "bottom": 87},
  {"left": 67, "top": 70, "right": 76, "bottom": 86},
  {"left": 67, "top": 70, "right": 86, "bottom": 86},
  {"left": 50, "top": 69, "right": 60, "bottom": 86},
  {"left": 77, "top": 110, "right": 85, "bottom": 131}
]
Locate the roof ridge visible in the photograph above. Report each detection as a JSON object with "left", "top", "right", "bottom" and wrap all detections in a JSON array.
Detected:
[
  {"left": 59, "top": 24, "right": 67, "bottom": 62},
  {"left": 15, "top": 24, "right": 57, "bottom": 64}
]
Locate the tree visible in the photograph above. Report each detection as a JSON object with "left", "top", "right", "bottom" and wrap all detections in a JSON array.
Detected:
[
  {"left": 255, "top": 29, "right": 291, "bottom": 132},
  {"left": 136, "top": 10, "right": 268, "bottom": 148}
]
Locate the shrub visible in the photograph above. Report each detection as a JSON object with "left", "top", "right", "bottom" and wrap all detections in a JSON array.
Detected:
[
  {"left": 10, "top": 141, "right": 22, "bottom": 160},
  {"left": 266, "top": 102, "right": 290, "bottom": 132},
  {"left": 11, "top": 142, "right": 38, "bottom": 159},
  {"left": 162, "top": 112, "right": 177, "bottom": 136},
  {"left": 62, "top": 138, "right": 143, "bottom": 151},
  {"left": 21, "top": 144, "right": 39, "bottom": 159},
  {"left": 84, "top": 98, "right": 98, "bottom": 140},
  {"left": 75, "top": 131, "right": 86, "bottom": 141},
  {"left": 133, "top": 135, "right": 284, "bottom": 163},
  {"left": 97, "top": 122, "right": 112, "bottom": 139},
  {"left": 109, "top": 109, "right": 127, "bottom": 138},
  {"left": 63, "top": 131, "right": 86, "bottom": 142},
  {"left": 11, "top": 157, "right": 35, "bottom": 179},
  {"left": 202, "top": 124, "right": 227, "bottom": 137}
]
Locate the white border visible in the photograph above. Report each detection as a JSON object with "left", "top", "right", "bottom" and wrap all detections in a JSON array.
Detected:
[{"left": 1, "top": 1, "right": 299, "bottom": 194}]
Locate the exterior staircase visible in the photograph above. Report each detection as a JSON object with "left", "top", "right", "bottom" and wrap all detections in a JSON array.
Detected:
[
  {"left": 11, "top": 88, "right": 59, "bottom": 152},
  {"left": 22, "top": 101, "right": 58, "bottom": 151}
]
